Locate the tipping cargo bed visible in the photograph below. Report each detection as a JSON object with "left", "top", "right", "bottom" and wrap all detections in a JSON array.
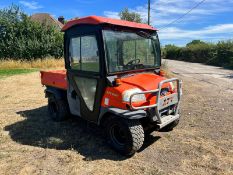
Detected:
[{"left": 40, "top": 70, "right": 67, "bottom": 90}]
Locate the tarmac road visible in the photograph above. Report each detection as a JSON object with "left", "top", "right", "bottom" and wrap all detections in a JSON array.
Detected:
[{"left": 165, "top": 59, "right": 233, "bottom": 93}]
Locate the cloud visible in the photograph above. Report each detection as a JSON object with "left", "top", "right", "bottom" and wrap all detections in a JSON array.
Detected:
[
  {"left": 103, "top": 11, "right": 119, "bottom": 19},
  {"left": 159, "top": 24, "right": 233, "bottom": 40},
  {"left": 103, "top": 0, "right": 233, "bottom": 45},
  {"left": 158, "top": 23, "right": 233, "bottom": 46},
  {"left": 104, "top": 0, "right": 233, "bottom": 27},
  {"left": 19, "top": 1, "right": 43, "bottom": 10}
]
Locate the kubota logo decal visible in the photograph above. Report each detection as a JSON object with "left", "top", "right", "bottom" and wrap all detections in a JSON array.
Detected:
[{"left": 106, "top": 91, "right": 118, "bottom": 97}]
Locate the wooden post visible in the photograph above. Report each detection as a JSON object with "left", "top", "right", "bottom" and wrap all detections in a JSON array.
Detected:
[{"left": 148, "top": 0, "right": 150, "bottom": 25}]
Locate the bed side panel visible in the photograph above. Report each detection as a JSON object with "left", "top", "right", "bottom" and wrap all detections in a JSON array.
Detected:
[{"left": 40, "top": 70, "right": 67, "bottom": 90}]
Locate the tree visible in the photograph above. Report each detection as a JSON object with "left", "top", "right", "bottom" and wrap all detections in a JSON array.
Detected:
[
  {"left": 119, "top": 8, "right": 142, "bottom": 23},
  {"left": 0, "top": 5, "right": 63, "bottom": 60},
  {"left": 186, "top": 40, "right": 207, "bottom": 47}
]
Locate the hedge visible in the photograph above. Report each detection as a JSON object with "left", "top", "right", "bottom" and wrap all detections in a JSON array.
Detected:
[
  {"left": 163, "top": 40, "right": 233, "bottom": 69},
  {"left": 0, "top": 5, "right": 63, "bottom": 60}
]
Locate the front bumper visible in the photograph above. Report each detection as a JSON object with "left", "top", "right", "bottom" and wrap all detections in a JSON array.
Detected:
[
  {"left": 157, "top": 114, "right": 180, "bottom": 129},
  {"left": 129, "top": 78, "right": 182, "bottom": 128}
]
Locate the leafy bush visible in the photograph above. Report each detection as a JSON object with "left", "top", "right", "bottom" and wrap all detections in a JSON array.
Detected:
[
  {"left": 216, "top": 41, "right": 233, "bottom": 68},
  {"left": 163, "top": 40, "right": 233, "bottom": 69},
  {"left": 0, "top": 5, "right": 63, "bottom": 60},
  {"left": 186, "top": 40, "right": 207, "bottom": 47},
  {"left": 162, "top": 44, "right": 182, "bottom": 60}
]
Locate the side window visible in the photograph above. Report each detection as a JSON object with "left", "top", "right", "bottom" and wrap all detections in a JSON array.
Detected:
[
  {"left": 69, "top": 35, "right": 99, "bottom": 72},
  {"left": 70, "top": 37, "right": 81, "bottom": 69}
]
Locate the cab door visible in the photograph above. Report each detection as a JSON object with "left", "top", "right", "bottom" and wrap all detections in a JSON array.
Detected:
[{"left": 65, "top": 27, "right": 106, "bottom": 123}]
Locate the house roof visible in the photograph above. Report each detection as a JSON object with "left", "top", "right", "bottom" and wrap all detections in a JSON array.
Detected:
[
  {"left": 62, "top": 16, "right": 156, "bottom": 31},
  {"left": 31, "top": 13, "right": 64, "bottom": 29}
]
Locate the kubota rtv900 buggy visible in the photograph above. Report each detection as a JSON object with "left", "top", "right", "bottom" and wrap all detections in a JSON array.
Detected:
[{"left": 40, "top": 16, "right": 182, "bottom": 156}]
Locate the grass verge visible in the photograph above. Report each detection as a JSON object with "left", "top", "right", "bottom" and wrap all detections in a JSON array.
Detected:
[
  {"left": 0, "top": 69, "right": 37, "bottom": 78},
  {"left": 161, "top": 60, "right": 173, "bottom": 78},
  {"left": 0, "top": 58, "right": 64, "bottom": 69},
  {"left": 0, "top": 58, "right": 65, "bottom": 78}
]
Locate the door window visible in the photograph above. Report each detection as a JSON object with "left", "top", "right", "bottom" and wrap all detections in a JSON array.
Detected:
[
  {"left": 69, "top": 35, "right": 99, "bottom": 72},
  {"left": 73, "top": 77, "right": 97, "bottom": 111}
]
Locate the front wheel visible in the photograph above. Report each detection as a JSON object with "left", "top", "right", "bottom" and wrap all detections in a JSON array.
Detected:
[{"left": 105, "top": 117, "right": 144, "bottom": 156}]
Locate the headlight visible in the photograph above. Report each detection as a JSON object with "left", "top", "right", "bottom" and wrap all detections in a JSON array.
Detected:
[
  {"left": 122, "top": 88, "right": 146, "bottom": 102},
  {"left": 169, "top": 82, "right": 175, "bottom": 91}
]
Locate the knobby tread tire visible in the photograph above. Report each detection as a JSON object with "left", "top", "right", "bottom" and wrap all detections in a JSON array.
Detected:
[
  {"left": 127, "top": 120, "right": 144, "bottom": 154},
  {"left": 106, "top": 117, "right": 144, "bottom": 156}
]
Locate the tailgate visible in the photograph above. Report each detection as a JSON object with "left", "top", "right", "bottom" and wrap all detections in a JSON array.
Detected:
[{"left": 40, "top": 70, "right": 67, "bottom": 90}]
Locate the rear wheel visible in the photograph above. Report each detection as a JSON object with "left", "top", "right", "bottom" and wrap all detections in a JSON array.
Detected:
[
  {"left": 48, "top": 96, "right": 69, "bottom": 122},
  {"left": 105, "top": 117, "right": 144, "bottom": 156}
]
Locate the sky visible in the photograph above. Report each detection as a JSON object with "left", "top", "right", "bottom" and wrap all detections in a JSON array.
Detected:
[{"left": 1, "top": 0, "right": 233, "bottom": 46}]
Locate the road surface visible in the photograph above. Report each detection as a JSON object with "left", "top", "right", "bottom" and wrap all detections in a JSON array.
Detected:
[{"left": 165, "top": 59, "right": 233, "bottom": 93}]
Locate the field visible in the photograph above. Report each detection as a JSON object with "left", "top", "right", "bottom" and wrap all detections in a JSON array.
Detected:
[
  {"left": 0, "top": 59, "right": 64, "bottom": 79},
  {"left": 0, "top": 62, "right": 232, "bottom": 175}
]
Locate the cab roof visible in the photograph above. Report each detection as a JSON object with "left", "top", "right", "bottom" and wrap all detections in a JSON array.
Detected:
[{"left": 62, "top": 16, "right": 156, "bottom": 31}]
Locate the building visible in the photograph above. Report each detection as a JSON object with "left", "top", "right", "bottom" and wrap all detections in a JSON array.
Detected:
[{"left": 31, "top": 13, "right": 64, "bottom": 30}]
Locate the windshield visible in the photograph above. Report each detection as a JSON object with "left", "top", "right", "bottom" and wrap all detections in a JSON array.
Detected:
[{"left": 103, "top": 30, "right": 161, "bottom": 73}]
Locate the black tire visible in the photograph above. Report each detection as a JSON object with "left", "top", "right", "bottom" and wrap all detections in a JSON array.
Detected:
[
  {"left": 48, "top": 97, "right": 69, "bottom": 122},
  {"left": 105, "top": 117, "right": 144, "bottom": 156},
  {"left": 160, "top": 119, "right": 179, "bottom": 132}
]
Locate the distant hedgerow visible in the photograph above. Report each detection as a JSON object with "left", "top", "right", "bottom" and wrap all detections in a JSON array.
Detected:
[{"left": 163, "top": 40, "right": 233, "bottom": 69}]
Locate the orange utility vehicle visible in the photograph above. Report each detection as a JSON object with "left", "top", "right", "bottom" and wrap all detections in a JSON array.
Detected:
[{"left": 40, "top": 16, "right": 182, "bottom": 156}]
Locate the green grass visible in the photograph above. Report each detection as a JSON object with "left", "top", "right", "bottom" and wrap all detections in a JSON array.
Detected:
[{"left": 0, "top": 69, "right": 37, "bottom": 78}]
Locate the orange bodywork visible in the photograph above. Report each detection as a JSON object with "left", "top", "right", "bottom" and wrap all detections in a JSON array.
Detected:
[
  {"left": 41, "top": 70, "right": 173, "bottom": 110},
  {"left": 62, "top": 16, "right": 156, "bottom": 32},
  {"left": 101, "top": 73, "right": 172, "bottom": 110},
  {"left": 40, "top": 70, "right": 67, "bottom": 90}
]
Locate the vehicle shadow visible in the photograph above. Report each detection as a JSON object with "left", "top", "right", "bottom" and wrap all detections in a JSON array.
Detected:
[
  {"left": 139, "top": 135, "right": 161, "bottom": 152},
  {"left": 4, "top": 106, "right": 159, "bottom": 161}
]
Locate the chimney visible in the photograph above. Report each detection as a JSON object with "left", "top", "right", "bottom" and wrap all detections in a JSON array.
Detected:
[{"left": 58, "top": 16, "right": 65, "bottom": 24}]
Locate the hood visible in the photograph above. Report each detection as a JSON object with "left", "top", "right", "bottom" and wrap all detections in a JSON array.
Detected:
[
  {"left": 120, "top": 73, "right": 165, "bottom": 91},
  {"left": 101, "top": 72, "right": 168, "bottom": 109}
]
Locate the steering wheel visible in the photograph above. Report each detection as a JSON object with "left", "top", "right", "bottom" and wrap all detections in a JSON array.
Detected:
[{"left": 125, "top": 59, "right": 140, "bottom": 67}]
